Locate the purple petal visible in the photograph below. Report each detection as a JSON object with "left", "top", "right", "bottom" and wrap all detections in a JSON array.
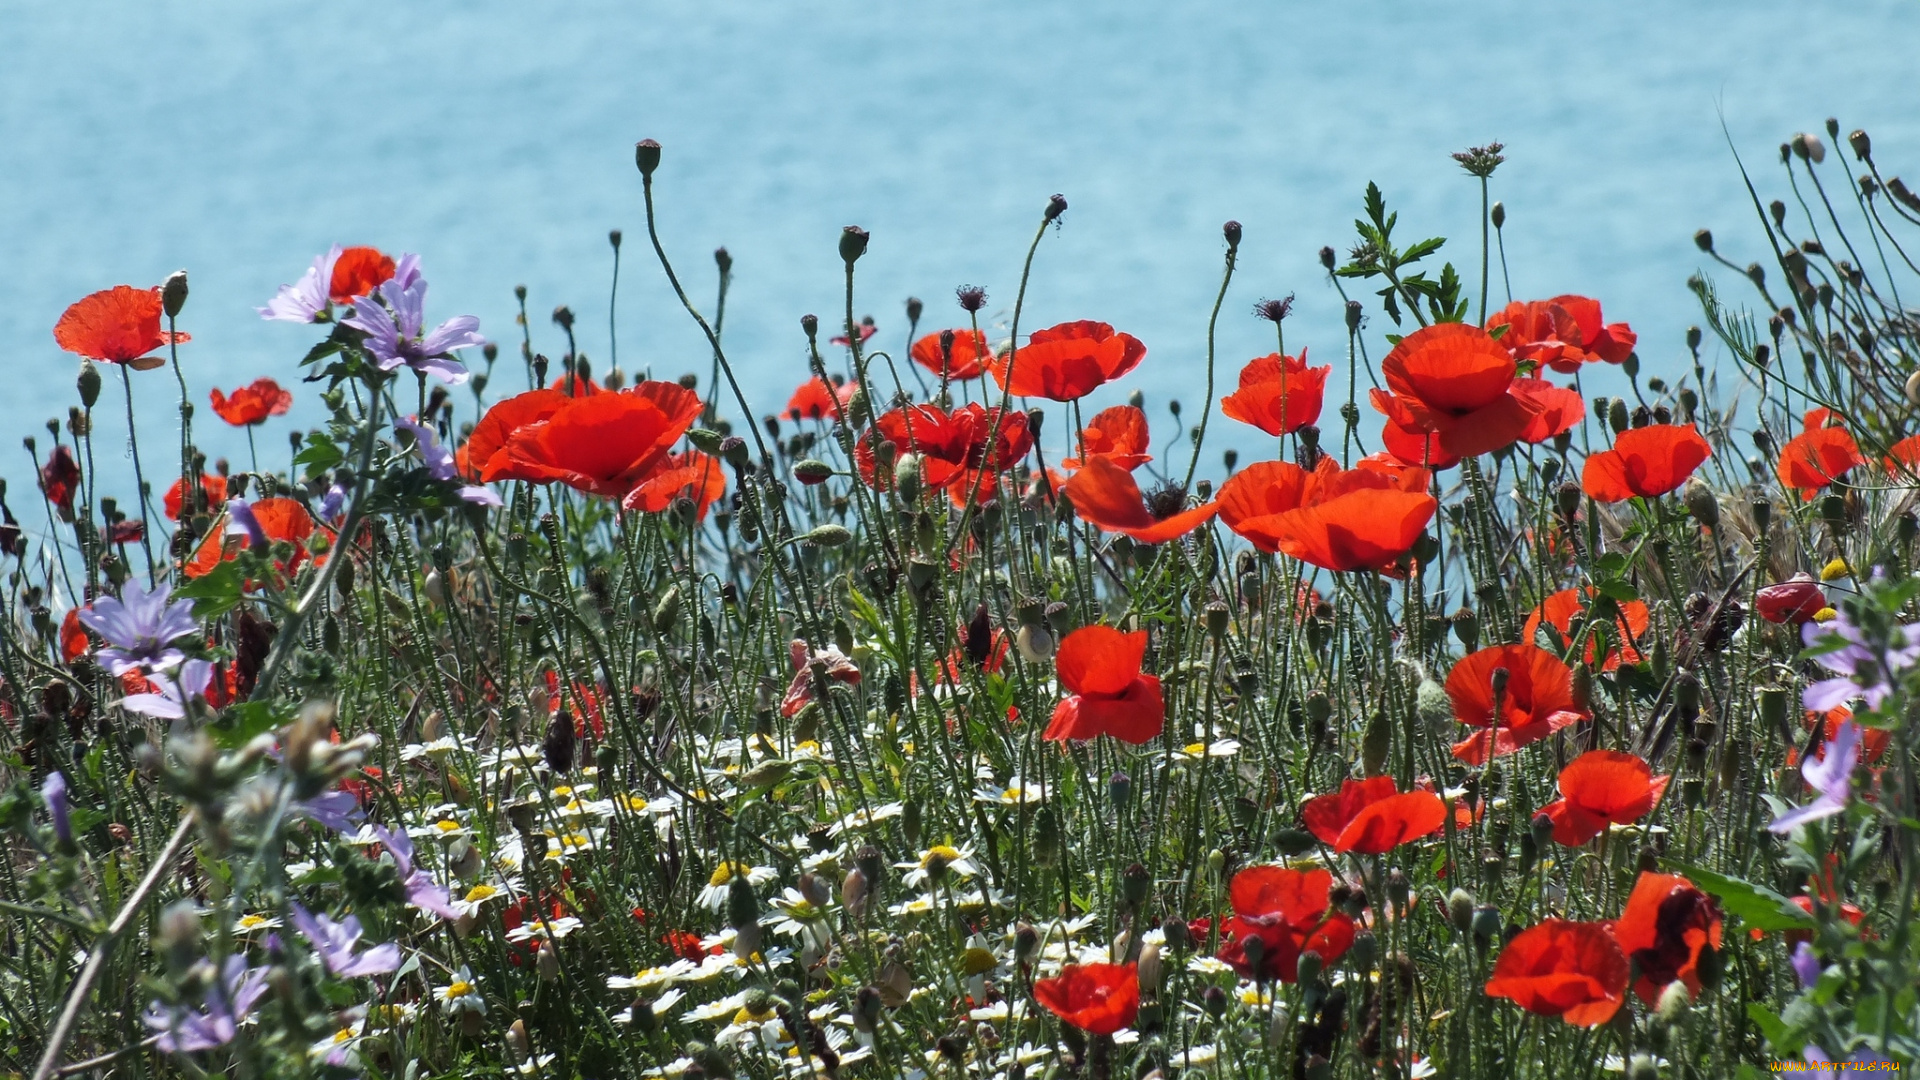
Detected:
[
  {"left": 1791, "top": 941, "right": 1821, "bottom": 988},
  {"left": 417, "top": 315, "right": 485, "bottom": 358},
  {"left": 226, "top": 498, "right": 269, "bottom": 550},
  {"left": 1802, "top": 677, "right": 1859, "bottom": 713},
  {"left": 459, "top": 485, "right": 503, "bottom": 508},
  {"left": 299, "top": 791, "right": 364, "bottom": 832},
  {"left": 408, "top": 352, "right": 471, "bottom": 387},
  {"left": 42, "top": 770, "right": 71, "bottom": 844},
  {"left": 406, "top": 877, "right": 457, "bottom": 921},
  {"left": 1767, "top": 793, "right": 1848, "bottom": 834}
]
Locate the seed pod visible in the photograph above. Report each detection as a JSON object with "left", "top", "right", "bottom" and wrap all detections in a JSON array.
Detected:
[
  {"left": 1683, "top": 479, "right": 1719, "bottom": 528},
  {"left": 652, "top": 584, "right": 681, "bottom": 633},
  {"left": 799, "top": 524, "right": 853, "bottom": 548},
  {"left": 634, "top": 139, "right": 662, "bottom": 177}
]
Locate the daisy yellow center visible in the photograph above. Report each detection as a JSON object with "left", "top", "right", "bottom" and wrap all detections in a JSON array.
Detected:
[
  {"left": 552, "top": 785, "right": 573, "bottom": 797},
  {"left": 332, "top": 1028, "right": 356, "bottom": 1044},
  {"left": 732, "top": 1005, "right": 779, "bottom": 1024},
  {"left": 446, "top": 980, "right": 474, "bottom": 998},
  {"left": 464, "top": 884, "right": 498, "bottom": 903},
  {"left": 1814, "top": 606, "right": 1838, "bottom": 621},
  {"left": 1820, "top": 558, "right": 1849, "bottom": 582},
  {"left": 237, "top": 914, "right": 269, "bottom": 930},
  {"left": 1184, "top": 742, "right": 1206, "bottom": 756},
  {"left": 921, "top": 845, "right": 962, "bottom": 867},
  {"left": 435, "top": 819, "right": 461, "bottom": 832},
  {"left": 709, "top": 861, "right": 744, "bottom": 887}
]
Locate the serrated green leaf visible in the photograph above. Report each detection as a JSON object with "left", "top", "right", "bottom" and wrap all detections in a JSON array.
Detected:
[
  {"left": 1663, "top": 860, "right": 1813, "bottom": 931},
  {"left": 173, "top": 561, "right": 246, "bottom": 619}
]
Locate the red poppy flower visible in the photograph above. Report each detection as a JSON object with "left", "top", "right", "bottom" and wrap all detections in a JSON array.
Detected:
[
  {"left": 621, "top": 451, "right": 726, "bottom": 519},
  {"left": 1746, "top": 894, "right": 1866, "bottom": 946},
  {"left": 1216, "top": 457, "right": 1435, "bottom": 573},
  {"left": 330, "top": 246, "right": 397, "bottom": 304},
  {"left": 1219, "top": 350, "right": 1329, "bottom": 436},
  {"left": 1799, "top": 706, "right": 1890, "bottom": 766},
  {"left": 781, "top": 639, "right": 861, "bottom": 718},
  {"left": 544, "top": 670, "right": 607, "bottom": 740},
  {"left": 209, "top": 378, "right": 294, "bottom": 427},
  {"left": 183, "top": 497, "right": 320, "bottom": 578},
  {"left": 1486, "top": 296, "right": 1636, "bottom": 374},
  {"left": 548, "top": 372, "right": 601, "bottom": 397},
  {"left": 1369, "top": 323, "right": 1540, "bottom": 459},
  {"left": 461, "top": 389, "right": 572, "bottom": 481},
  {"left": 1215, "top": 865, "right": 1355, "bottom": 983},
  {"left": 164, "top": 474, "right": 229, "bottom": 521},
  {"left": 492, "top": 382, "right": 704, "bottom": 499},
  {"left": 1061, "top": 456, "right": 1218, "bottom": 544},
  {"left": 1032, "top": 962, "right": 1139, "bottom": 1036},
  {"left": 1380, "top": 421, "right": 1461, "bottom": 470},
  {"left": 1612, "top": 871, "right": 1723, "bottom": 1005},
  {"left": 1484, "top": 919, "right": 1629, "bottom": 1026},
  {"left": 1445, "top": 644, "right": 1589, "bottom": 764},
  {"left": 53, "top": 285, "right": 189, "bottom": 368},
  {"left": 1756, "top": 574, "right": 1826, "bottom": 624},
  {"left": 40, "top": 446, "right": 81, "bottom": 521},
  {"left": 988, "top": 320, "right": 1146, "bottom": 402},
  {"left": 1581, "top": 424, "right": 1712, "bottom": 502},
  {"left": 786, "top": 376, "right": 854, "bottom": 422},
  {"left": 829, "top": 320, "right": 879, "bottom": 348},
  {"left": 1061, "top": 405, "right": 1152, "bottom": 471},
  {"left": 107, "top": 519, "right": 144, "bottom": 545},
  {"left": 60, "top": 608, "right": 89, "bottom": 664},
  {"left": 1540, "top": 750, "right": 1671, "bottom": 846},
  {"left": 1511, "top": 379, "right": 1586, "bottom": 444},
  {"left": 1301, "top": 776, "right": 1447, "bottom": 854},
  {"left": 1523, "top": 587, "right": 1651, "bottom": 671},
  {"left": 910, "top": 329, "right": 993, "bottom": 381},
  {"left": 854, "top": 404, "right": 1033, "bottom": 493},
  {"left": 1886, "top": 434, "right": 1920, "bottom": 478},
  {"left": 1044, "top": 625, "right": 1164, "bottom": 744},
  {"left": 1776, "top": 409, "right": 1862, "bottom": 496}
]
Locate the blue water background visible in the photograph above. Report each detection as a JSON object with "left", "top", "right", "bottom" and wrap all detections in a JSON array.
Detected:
[{"left": 2, "top": 0, "right": 1915, "bottom": 504}]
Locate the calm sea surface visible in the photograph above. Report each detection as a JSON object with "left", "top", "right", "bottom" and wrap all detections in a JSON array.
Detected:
[{"left": 2, "top": 0, "right": 1915, "bottom": 497}]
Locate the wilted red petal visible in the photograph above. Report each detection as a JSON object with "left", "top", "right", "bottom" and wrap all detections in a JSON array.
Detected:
[{"left": 1613, "top": 872, "right": 1723, "bottom": 1005}]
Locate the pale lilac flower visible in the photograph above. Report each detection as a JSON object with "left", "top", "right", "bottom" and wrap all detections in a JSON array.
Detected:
[
  {"left": 342, "top": 254, "right": 481, "bottom": 386},
  {"left": 319, "top": 482, "right": 348, "bottom": 522},
  {"left": 1801, "top": 611, "right": 1920, "bottom": 713},
  {"left": 121, "top": 659, "right": 214, "bottom": 720},
  {"left": 1768, "top": 719, "right": 1864, "bottom": 833},
  {"left": 394, "top": 415, "right": 501, "bottom": 507},
  {"left": 1790, "top": 941, "right": 1821, "bottom": 987},
  {"left": 42, "top": 770, "right": 71, "bottom": 846},
  {"left": 225, "top": 498, "right": 269, "bottom": 551},
  {"left": 258, "top": 245, "right": 341, "bottom": 323},
  {"left": 143, "top": 956, "right": 270, "bottom": 1053},
  {"left": 76, "top": 579, "right": 198, "bottom": 676},
  {"left": 290, "top": 903, "right": 401, "bottom": 978},
  {"left": 373, "top": 825, "right": 456, "bottom": 920},
  {"left": 298, "top": 790, "right": 365, "bottom": 833}
]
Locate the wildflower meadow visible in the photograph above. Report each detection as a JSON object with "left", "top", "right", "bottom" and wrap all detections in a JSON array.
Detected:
[{"left": 6, "top": 124, "right": 1920, "bottom": 1079}]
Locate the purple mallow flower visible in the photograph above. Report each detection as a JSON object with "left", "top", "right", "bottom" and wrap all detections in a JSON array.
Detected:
[
  {"left": 1768, "top": 718, "right": 1864, "bottom": 834},
  {"left": 258, "top": 245, "right": 342, "bottom": 324},
  {"left": 121, "top": 659, "right": 214, "bottom": 720},
  {"left": 143, "top": 956, "right": 270, "bottom": 1053},
  {"left": 76, "top": 579, "right": 199, "bottom": 676},
  {"left": 290, "top": 903, "right": 401, "bottom": 978},
  {"left": 297, "top": 790, "right": 365, "bottom": 833},
  {"left": 1790, "top": 941, "right": 1821, "bottom": 988},
  {"left": 373, "top": 825, "right": 456, "bottom": 920},
  {"left": 319, "top": 482, "right": 348, "bottom": 521},
  {"left": 42, "top": 770, "right": 71, "bottom": 846},
  {"left": 1801, "top": 611, "right": 1920, "bottom": 713},
  {"left": 342, "top": 254, "right": 482, "bottom": 387},
  {"left": 394, "top": 415, "right": 501, "bottom": 507},
  {"left": 226, "top": 498, "right": 269, "bottom": 551}
]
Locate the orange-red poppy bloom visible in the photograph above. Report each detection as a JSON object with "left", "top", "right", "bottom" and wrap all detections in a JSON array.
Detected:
[
  {"left": 1446, "top": 644, "right": 1589, "bottom": 764},
  {"left": 1216, "top": 457, "right": 1435, "bottom": 573},
  {"left": 1613, "top": 871, "right": 1723, "bottom": 1005},
  {"left": 1216, "top": 865, "right": 1355, "bottom": 983},
  {"left": 1043, "top": 625, "right": 1164, "bottom": 744},
  {"left": 1219, "top": 351, "right": 1329, "bottom": 436},
  {"left": 1581, "top": 424, "right": 1712, "bottom": 502},
  {"left": 1369, "top": 323, "right": 1540, "bottom": 459},
  {"left": 1301, "top": 776, "right": 1447, "bottom": 854},
  {"left": 1540, "top": 750, "right": 1671, "bottom": 846},
  {"left": 489, "top": 382, "right": 704, "bottom": 499},
  {"left": 1061, "top": 405, "right": 1152, "bottom": 471},
  {"left": 461, "top": 389, "right": 572, "bottom": 480},
  {"left": 1777, "top": 408, "right": 1862, "bottom": 496},
  {"left": 989, "top": 320, "right": 1146, "bottom": 402},
  {"left": 1799, "top": 706, "right": 1891, "bottom": 766},
  {"left": 60, "top": 608, "right": 89, "bottom": 664},
  {"left": 183, "top": 497, "right": 320, "bottom": 578},
  {"left": 1380, "top": 420, "right": 1461, "bottom": 470},
  {"left": 1523, "top": 587, "right": 1651, "bottom": 671},
  {"left": 1061, "top": 456, "right": 1218, "bottom": 544},
  {"left": 1032, "top": 962, "right": 1139, "bottom": 1036},
  {"left": 1486, "top": 296, "right": 1636, "bottom": 374},
  {"left": 854, "top": 404, "right": 1033, "bottom": 493},
  {"left": 53, "top": 285, "right": 189, "bottom": 368},
  {"left": 330, "top": 246, "right": 397, "bottom": 304},
  {"left": 1484, "top": 919, "right": 1629, "bottom": 1026},
  {"left": 1756, "top": 575, "right": 1826, "bottom": 624},
  {"left": 1747, "top": 894, "right": 1866, "bottom": 946},
  {"left": 910, "top": 329, "right": 993, "bottom": 381},
  {"left": 164, "top": 474, "right": 228, "bottom": 521},
  {"left": 1511, "top": 379, "right": 1586, "bottom": 445},
  {"left": 40, "top": 447, "right": 81, "bottom": 521},
  {"left": 1886, "top": 434, "right": 1920, "bottom": 478},
  {"left": 621, "top": 451, "right": 726, "bottom": 519},
  {"left": 209, "top": 378, "right": 294, "bottom": 427},
  {"left": 785, "top": 376, "right": 854, "bottom": 421}
]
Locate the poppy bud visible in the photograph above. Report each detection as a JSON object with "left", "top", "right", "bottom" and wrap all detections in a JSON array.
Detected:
[
  {"left": 1025, "top": 407, "right": 1045, "bottom": 435},
  {"left": 536, "top": 940, "right": 560, "bottom": 981},
  {"left": 1820, "top": 493, "right": 1847, "bottom": 533},
  {"left": 1295, "top": 948, "right": 1322, "bottom": 985},
  {"left": 1448, "top": 888, "right": 1475, "bottom": 932},
  {"left": 1344, "top": 300, "right": 1363, "bottom": 332},
  {"left": 1693, "top": 228, "right": 1714, "bottom": 253},
  {"left": 1161, "top": 916, "right": 1191, "bottom": 953},
  {"left": 1604, "top": 398, "right": 1627, "bottom": 434},
  {"left": 1207, "top": 848, "right": 1226, "bottom": 877},
  {"left": 653, "top": 584, "right": 681, "bottom": 633},
  {"left": 1204, "top": 600, "right": 1229, "bottom": 639},
  {"left": 1109, "top": 771, "right": 1132, "bottom": 809},
  {"left": 1223, "top": 220, "right": 1242, "bottom": 249},
  {"left": 793, "top": 459, "right": 833, "bottom": 485},
  {"left": 1044, "top": 193, "right": 1068, "bottom": 221},
  {"left": 1471, "top": 904, "right": 1501, "bottom": 943},
  {"left": 1746, "top": 262, "right": 1766, "bottom": 289},
  {"left": 1791, "top": 132, "right": 1826, "bottom": 163},
  {"left": 1121, "top": 862, "right": 1150, "bottom": 907},
  {"left": 552, "top": 305, "right": 574, "bottom": 332},
  {"left": 77, "top": 360, "right": 101, "bottom": 409},
  {"left": 892, "top": 452, "right": 922, "bottom": 502},
  {"left": 1319, "top": 245, "right": 1337, "bottom": 270},
  {"left": 1846, "top": 128, "right": 1872, "bottom": 162},
  {"left": 1490, "top": 200, "right": 1506, "bottom": 229},
  {"left": 839, "top": 226, "right": 869, "bottom": 266},
  {"left": 1626, "top": 1055, "right": 1660, "bottom": 1080},
  {"left": 799, "top": 523, "right": 852, "bottom": 548},
  {"left": 1681, "top": 478, "right": 1719, "bottom": 528},
  {"left": 1451, "top": 607, "right": 1479, "bottom": 651},
  {"left": 634, "top": 139, "right": 662, "bottom": 177},
  {"left": 720, "top": 436, "right": 749, "bottom": 469},
  {"left": 1361, "top": 710, "right": 1390, "bottom": 777},
  {"left": 162, "top": 270, "right": 189, "bottom": 318},
  {"left": 727, "top": 875, "right": 760, "bottom": 932},
  {"left": 1016, "top": 623, "right": 1054, "bottom": 663},
  {"left": 1242, "top": 933, "right": 1267, "bottom": 978}
]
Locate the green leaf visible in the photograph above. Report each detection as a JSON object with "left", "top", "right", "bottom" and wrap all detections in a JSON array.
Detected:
[
  {"left": 209, "top": 700, "right": 292, "bottom": 750},
  {"left": 294, "top": 432, "right": 345, "bottom": 479},
  {"left": 1663, "top": 860, "right": 1813, "bottom": 931},
  {"left": 1593, "top": 552, "right": 1630, "bottom": 576},
  {"left": 1593, "top": 578, "right": 1640, "bottom": 602},
  {"left": 1402, "top": 237, "right": 1445, "bottom": 263},
  {"left": 173, "top": 562, "right": 246, "bottom": 619}
]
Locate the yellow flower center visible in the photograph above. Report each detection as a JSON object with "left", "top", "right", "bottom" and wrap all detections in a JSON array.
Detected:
[
  {"left": 464, "top": 884, "right": 497, "bottom": 903},
  {"left": 1184, "top": 742, "right": 1206, "bottom": 756},
  {"left": 332, "top": 1028, "right": 356, "bottom": 1044},
  {"left": 434, "top": 819, "right": 461, "bottom": 832},
  {"left": 732, "top": 1005, "right": 779, "bottom": 1025},
  {"left": 552, "top": 785, "right": 573, "bottom": 797},
  {"left": 237, "top": 914, "right": 269, "bottom": 930},
  {"left": 1814, "top": 606, "right": 1839, "bottom": 622},
  {"left": 921, "top": 845, "right": 963, "bottom": 867},
  {"left": 446, "top": 980, "right": 474, "bottom": 998},
  {"left": 709, "top": 861, "right": 744, "bottom": 886},
  {"left": 1820, "top": 558, "right": 1850, "bottom": 582}
]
